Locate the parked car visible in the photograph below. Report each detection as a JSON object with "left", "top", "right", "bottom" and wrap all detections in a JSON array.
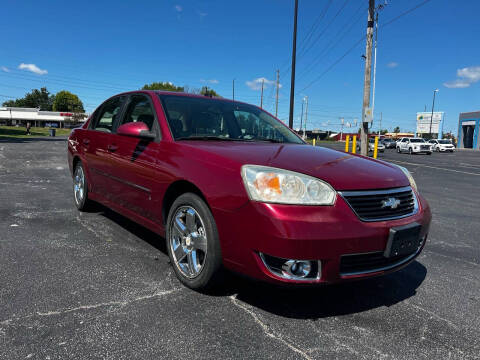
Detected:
[
  {"left": 381, "top": 138, "right": 396, "bottom": 149},
  {"left": 397, "top": 137, "right": 432, "bottom": 155},
  {"left": 428, "top": 139, "right": 455, "bottom": 152},
  {"left": 356, "top": 138, "right": 385, "bottom": 152},
  {"left": 68, "top": 91, "right": 431, "bottom": 290}
]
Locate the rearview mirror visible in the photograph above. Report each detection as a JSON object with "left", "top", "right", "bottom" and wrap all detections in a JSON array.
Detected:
[{"left": 117, "top": 122, "right": 156, "bottom": 140}]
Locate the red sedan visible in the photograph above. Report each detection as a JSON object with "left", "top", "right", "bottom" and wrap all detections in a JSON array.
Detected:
[{"left": 68, "top": 91, "right": 431, "bottom": 290}]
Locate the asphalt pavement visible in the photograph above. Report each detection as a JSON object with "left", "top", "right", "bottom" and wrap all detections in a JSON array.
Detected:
[{"left": 1, "top": 137, "right": 479, "bottom": 359}]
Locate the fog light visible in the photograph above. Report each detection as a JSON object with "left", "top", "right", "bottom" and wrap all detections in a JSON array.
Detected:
[
  {"left": 282, "top": 260, "right": 312, "bottom": 278},
  {"left": 259, "top": 253, "right": 321, "bottom": 281}
]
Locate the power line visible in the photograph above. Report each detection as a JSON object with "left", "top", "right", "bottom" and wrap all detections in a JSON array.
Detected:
[{"left": 295, "top": 0, "right": 435, "bottom": 95}]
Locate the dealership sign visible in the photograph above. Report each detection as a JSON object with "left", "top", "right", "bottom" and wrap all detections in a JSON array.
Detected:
[{"left": 416, "top": 112, "right": 443, "bottom": 134}]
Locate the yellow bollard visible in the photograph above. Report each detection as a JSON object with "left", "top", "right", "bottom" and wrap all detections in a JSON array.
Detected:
[
  {"left": 352, "top": 135, "right": 357, "bottom": 154},
  {"left": 313, "top": 138, "right": 316, "bottom": 146},
  {"left": 345, "top": 135, "right": 350, "bottom": 152},
  {"left": 373, "top": 136, "right": 379, "bottom": 159}
]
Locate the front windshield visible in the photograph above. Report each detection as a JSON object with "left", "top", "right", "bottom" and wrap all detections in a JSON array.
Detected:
[
  {"left": 438, "top": 140, "right": 451, "bottom": 144},
  {"left": 158, "top": 95, "right": 304, "bottom": 144},
  {"left": 410, "top": 139, "right": 424, "bottom": 143}
]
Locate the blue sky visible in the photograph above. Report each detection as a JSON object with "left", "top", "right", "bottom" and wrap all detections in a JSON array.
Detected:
[{"left": 1, "top": 0, "right": 479, "bottom": 134}]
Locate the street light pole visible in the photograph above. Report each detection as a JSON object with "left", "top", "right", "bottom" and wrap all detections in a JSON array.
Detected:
[
  {"left": 288, "top": 0, "right": 299, "bottom": 129},
  {"left": 429, "top": 89, "right": 439, "bottom": 138}
]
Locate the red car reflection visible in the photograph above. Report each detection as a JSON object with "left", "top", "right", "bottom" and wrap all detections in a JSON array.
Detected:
[{"left": 68, "top": 91, "right": 431, "bottom": 290}]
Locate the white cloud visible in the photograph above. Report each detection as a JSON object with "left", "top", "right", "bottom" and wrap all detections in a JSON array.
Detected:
[
  {"left": 18, "top": 63, "right": 48, "bottom": 75},
  {"left": 443, "top": 79, "right": 471, "bottom": 89},
  {"left": 246, "top": 77, "right": 281, "bottom": 91},
  {"left": 175, "top": 5, "right": 182, "bottom": 12},
  {"left": 200, "top": 79, "right": 219, "bottom": 84},
  {"left": 1, "top": 66, "right": 10, "bottom": 72},
  {"left": 457, "top": 66, "right": 480, "bottom": 82},
  {"left": 443, "top": 65, "right": 480, "bottom": 89},
  {"left": 387, "top": 62, "right": 398, "bottom": 68}
]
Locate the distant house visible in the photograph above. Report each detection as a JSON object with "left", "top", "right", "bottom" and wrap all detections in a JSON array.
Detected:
[{"left": 0, "top": 107, "right": 88, "bottom": 128}]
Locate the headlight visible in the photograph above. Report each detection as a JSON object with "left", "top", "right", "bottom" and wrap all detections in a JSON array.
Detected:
[
  {"left": 241, "top": 165, "right": 336, "bottom": 205},
  {"left": 396, "top": 165, "right": 417, "bottom": 192}
]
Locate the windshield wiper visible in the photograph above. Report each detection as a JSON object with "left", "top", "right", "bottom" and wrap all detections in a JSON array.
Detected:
[
  {"left": 251, "top": 137, "right": 284, "bottom": 143},
  {"left": 176, "top": 136, "right": 238, "bottom": 141}
]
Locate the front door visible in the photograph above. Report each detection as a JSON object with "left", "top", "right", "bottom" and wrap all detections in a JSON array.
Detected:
[{"left": 106, "top": 93, "right": 164, "bottom": 223}]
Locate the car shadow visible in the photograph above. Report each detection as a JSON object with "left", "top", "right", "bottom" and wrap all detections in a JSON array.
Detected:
[
  {"left": 227, "top": 261, "right": 427, "bottom": 319},
  {"left": 94, "top": 204, "right": 427, "bottom": 320}
]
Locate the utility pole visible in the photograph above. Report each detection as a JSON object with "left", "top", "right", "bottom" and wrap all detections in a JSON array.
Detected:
[
  {"left": 340, "top": 117, "right": 344, "bottom": 141},
  {"left": 232, "top": 79, "right": 235, "bottom": 101},
  {"left": 288, "top": 0, "right": 299, "bottom": 129},
  {"left": 275, "top": 69, "right": 280, "bottom": 117},
  {"left": 379, "top": 111, "right": 382, "bottom": 134},
  {"left": 260, "top": 78, "right": 265, "bottom": 109},
  {"left": 303, "top": 96, "right": 308, "bottom": 139},
  {"left": 299, "top": 98, "right": 304, "bottom": 133},
  {"left": 360, "top": 0, "right": 375, "bottom": 156},
  {"left": 429, "top": 89, "right": 438, "bottom": 138}
]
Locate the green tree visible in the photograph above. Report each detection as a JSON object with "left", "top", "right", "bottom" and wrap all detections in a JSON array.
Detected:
[
  {"left": 199, "top": 86, "right": 220, "bottom": 97},
  {"left": 141, "top": 82, "right": 184, "bottom": 92},
  {"left": 2, "top": 87, "right": 54, "bottom": 110},
  {"left": 393, "top": 126, "right": 400, "bottom": 133},
  {"left": 52, "top": 90, "right": 84, "bottom": 112}
]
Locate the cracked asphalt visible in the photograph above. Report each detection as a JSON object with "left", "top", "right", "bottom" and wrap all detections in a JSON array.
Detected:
[{"left": 1, "top": 137, "right": 479, "bottom": 359}]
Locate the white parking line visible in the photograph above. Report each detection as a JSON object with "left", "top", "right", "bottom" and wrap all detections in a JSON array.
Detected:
[{"left": 388, "top": 159, "right": 480, "bottom": 176}]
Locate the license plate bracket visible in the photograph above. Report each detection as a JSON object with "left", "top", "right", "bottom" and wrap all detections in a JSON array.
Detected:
[{"left": 384, "top": 222, "right": 422, "bottom": 258}]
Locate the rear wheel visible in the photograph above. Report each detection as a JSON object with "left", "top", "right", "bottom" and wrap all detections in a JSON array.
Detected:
[
  {"left": 427, "top": 152, "right": 432, "bottom": 155},
  {"left": 73, "top": 162, "right": 94, "bottom": 211},
  {"left": 166, "top": 193, "right": 223, "bottom": 290}
]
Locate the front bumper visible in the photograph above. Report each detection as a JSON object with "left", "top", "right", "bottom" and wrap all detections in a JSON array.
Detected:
[{"left": 213, "top": 191, "right": 431, "bottom": 285}]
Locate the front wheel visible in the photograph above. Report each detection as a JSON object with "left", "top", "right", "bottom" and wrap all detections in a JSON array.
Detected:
[
  {"left": 409, "top": 148, "right": 413, "bottom": 155},
  {"left": 396, "top": 147, "right": 401, "bottom": 153},
  {"left": 166, "top": 193, "right": 223, "bottom": 290}
]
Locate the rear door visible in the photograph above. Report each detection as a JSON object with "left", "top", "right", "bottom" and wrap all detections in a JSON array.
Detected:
[
  {"left": 106, "top": 93, "right": 164, "bottom": 222},
  {"left": 84, "top": 96, "right": 126, "bottom": 198}
]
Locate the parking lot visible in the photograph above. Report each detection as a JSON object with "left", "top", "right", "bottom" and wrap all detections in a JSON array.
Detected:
[{"left": 1, "top": 137, "right": 479, "bottom": 360}]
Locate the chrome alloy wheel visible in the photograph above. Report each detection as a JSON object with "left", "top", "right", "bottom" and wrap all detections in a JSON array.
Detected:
[
  {"left": 169, "top": 206, "right": 208, "bottom": 279},
  {"left": 73, "top": 166, "right": 85, "bottom": 205}
]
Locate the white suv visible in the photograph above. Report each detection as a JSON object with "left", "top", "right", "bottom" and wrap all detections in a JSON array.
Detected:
[
  {"left": 396, "top": 137, "right": 432, "bottom": 155},
  {"left": 429, "top": 139, "right": 455, "bottom": 152}
]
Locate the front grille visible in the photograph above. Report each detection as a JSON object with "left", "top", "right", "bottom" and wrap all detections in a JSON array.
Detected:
[
  {"left": 420, "top": 145, "right": 430, "bottom": 150},
  {"left": 341, "top": 186, "right": 417, "bottom": 221},
  {"left": 340, "top": 250, "right": 418, "bottom": 275}
]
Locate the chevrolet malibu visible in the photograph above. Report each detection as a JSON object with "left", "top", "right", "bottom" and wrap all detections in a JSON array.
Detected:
[{"left": 68, "top": 91, "right": 432, "bottom": 290}]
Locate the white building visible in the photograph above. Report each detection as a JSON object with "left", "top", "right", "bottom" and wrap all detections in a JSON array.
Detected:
[{"left": 0, "top": 107, "right": 87, "bottom": 128}]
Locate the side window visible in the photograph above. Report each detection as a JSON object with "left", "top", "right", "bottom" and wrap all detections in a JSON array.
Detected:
[
  {"left": 122, "top": 95, "right": 155, "bottom": 130},
  {"left": 402, "top": 138, "right": 408, "bottom": 142},
  {"left": 92, "top": 97, "right": 124, "bottom": 132}
]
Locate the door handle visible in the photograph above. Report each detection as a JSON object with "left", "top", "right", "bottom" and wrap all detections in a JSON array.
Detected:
[
  {"left": 83, "top": 139, "right": 90, "bottom": 145},
  {"left": 107, "top": 144, "right": 118, "bottom": 152}
]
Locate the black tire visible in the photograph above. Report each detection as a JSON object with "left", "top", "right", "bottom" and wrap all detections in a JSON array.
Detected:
[
  {"left": 396, "top": 147, "right": 400, "bottom": 153},
  {"left": 409, "top": 148, "right": 413, "bottom": 155},
  {"left": 427, "top": 152, "right": 432, "bottom": 155},
  {"left": 73, "top": 162, "right": 94, "bottom": 211},
  {"left": 166, "top": 193, "right": 223, "bottom": 290}
]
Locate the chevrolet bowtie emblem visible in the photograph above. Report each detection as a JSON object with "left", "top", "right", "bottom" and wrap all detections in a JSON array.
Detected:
[{"left": 381, "top": 197, "right": 401, "bottom": 209}]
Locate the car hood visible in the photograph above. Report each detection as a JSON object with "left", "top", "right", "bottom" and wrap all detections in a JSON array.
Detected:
[{"left": 180, "top": 141, "right": 409, "bottom": 190}]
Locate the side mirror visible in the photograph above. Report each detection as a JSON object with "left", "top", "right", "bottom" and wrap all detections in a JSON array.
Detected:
[{"left": 117, "top": 122, "right": 156, "bottom": 140}]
